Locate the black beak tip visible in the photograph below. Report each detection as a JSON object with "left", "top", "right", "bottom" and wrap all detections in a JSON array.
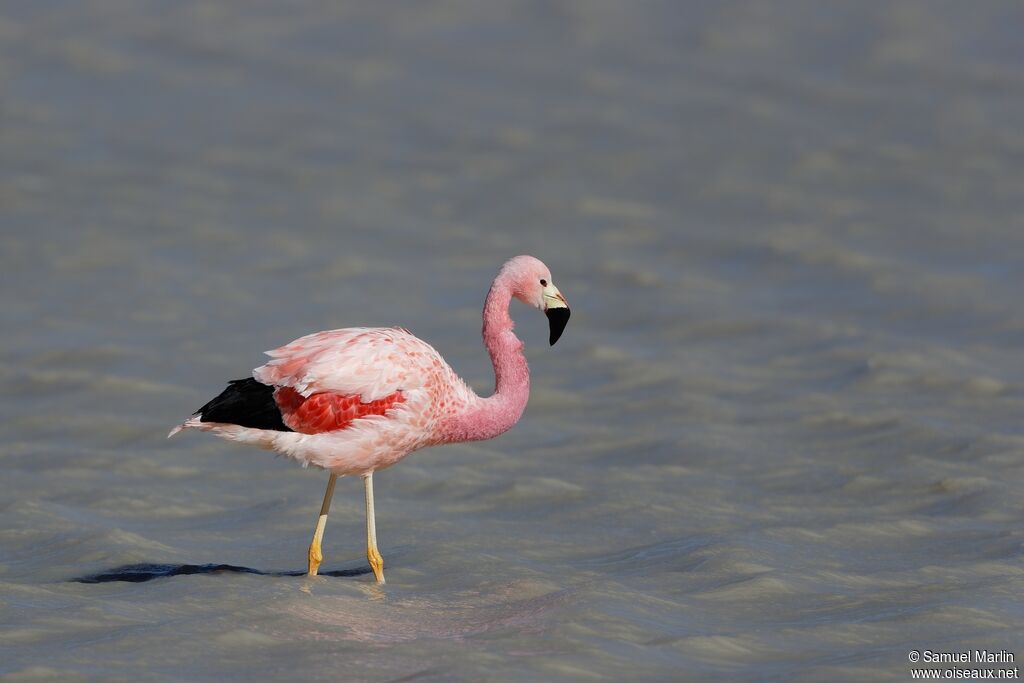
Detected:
[{"left": 546, "top": 307, "right": 571, "bottom": 345}]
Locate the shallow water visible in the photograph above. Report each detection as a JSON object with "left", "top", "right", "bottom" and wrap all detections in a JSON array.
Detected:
[{"left": 2, "top": 1, "right": 1024, "bottom": 681}]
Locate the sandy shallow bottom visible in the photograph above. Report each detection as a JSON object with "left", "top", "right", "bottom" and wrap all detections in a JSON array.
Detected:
[{"left": 2, "top": 2, "right": 1024, "bottom": 681}]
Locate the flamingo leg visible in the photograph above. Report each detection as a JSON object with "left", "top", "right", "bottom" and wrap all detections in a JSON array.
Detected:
[
  {"left": 307, "top": 473, "right": 338, "bottom": 576},
  {"left": 363, "top": 473, "right": 385, "bottom": 583}
]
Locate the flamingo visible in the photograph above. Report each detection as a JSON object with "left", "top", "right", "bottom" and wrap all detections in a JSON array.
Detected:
[{"left": 169, "top": 255, "right": 570, "bottom": 583}]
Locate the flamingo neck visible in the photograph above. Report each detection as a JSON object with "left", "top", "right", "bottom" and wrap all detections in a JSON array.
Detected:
[{"left": 445, "top": 275, "right": 530, "bottom": 443}]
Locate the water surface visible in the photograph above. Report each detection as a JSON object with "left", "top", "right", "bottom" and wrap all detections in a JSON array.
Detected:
[{"left": 2, "top": 2, "right": 1024, "bottom": 681}]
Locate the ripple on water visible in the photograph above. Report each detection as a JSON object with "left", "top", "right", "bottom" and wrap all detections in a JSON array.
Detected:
[{"left": 570, "top": 536, "right": 714, "bottom": 576}]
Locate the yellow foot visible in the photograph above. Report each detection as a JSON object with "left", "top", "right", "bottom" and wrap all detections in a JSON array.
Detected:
[
  {"left": 368, "top": 547, "right": 385, "bottom": 584},
  {"left": 308, "top": 541, "right": 323, "bottom": 577}
]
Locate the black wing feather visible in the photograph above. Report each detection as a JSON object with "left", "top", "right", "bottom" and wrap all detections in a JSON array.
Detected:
[{"left": 196, "top": 378, "right": 293, "bottom": 432}]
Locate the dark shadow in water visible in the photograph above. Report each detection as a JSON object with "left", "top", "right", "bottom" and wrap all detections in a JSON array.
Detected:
[{"left": 72, "top": 563, "right": 371, "bottom": 583}]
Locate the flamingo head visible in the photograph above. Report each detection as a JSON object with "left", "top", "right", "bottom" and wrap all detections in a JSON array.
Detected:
[{"left": 504, "top": 255, "right": 571, "bottom": 345}]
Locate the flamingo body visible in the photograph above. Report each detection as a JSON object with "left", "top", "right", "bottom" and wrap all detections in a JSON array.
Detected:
[
  {"left": 171, "top": 256, "right": 570, "bottom": 477},
  {"left": 177, "top": 327, "right": 480, "bottom": 475}
]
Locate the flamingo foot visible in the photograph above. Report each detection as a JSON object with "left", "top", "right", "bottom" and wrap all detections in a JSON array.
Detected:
[
  {"left": 368, "top": 547, "right": 385, "bottom": 584},
  {"left": 308, "top": 540, "right": 323, "bottom": 576}
]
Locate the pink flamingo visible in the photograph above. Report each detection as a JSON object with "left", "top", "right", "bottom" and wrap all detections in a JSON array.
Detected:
[{"left": 169, "top": 256, "right": 570, "bottom": 583}]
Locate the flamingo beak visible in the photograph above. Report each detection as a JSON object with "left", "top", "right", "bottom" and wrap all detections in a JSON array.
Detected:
[{"left": 542, "top": 283, "right": 570, "bottom": 345}]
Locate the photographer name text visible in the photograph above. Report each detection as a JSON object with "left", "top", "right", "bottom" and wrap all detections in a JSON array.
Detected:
[{"left": 918, "top": 652, "right": 1015, "bottom": 665}]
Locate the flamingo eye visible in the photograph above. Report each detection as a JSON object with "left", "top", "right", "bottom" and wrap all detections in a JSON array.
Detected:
[{"left": 539, "top": 279, "right": 547, "bottom": 286}]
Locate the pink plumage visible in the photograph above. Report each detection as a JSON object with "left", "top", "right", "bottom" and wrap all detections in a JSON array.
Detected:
[{"left": 169, "top": 255, "right": 571, "bottom": 581}]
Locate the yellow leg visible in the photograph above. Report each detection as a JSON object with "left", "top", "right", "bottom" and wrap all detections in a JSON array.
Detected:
[
  {"left": 307, "top": 473, "right": 338, "bottom": 576},
  {"left": 364, "top": 472, "right": 385, "bottom": 583}
]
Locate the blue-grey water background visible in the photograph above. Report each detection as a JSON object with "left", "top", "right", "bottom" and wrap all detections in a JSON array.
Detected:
[{"left": 2, "top": 1, "right": 1024, "bottom": 681}]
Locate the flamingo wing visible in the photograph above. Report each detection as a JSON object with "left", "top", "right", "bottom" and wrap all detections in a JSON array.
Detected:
[
  {"left": 252, "top": 327, "right": 436, "bottom": 435},
  {"left": 274, "top": 385, "right": 407, "bottom": 434}
]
